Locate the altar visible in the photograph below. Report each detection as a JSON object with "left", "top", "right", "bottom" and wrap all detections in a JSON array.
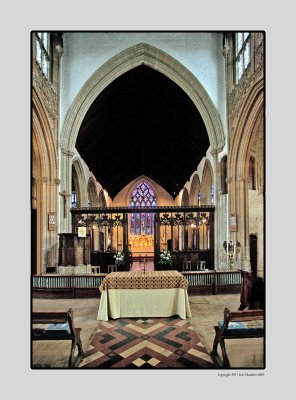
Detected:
[{"left": 97, "top": 270, "right": 192, "bottom": 321}]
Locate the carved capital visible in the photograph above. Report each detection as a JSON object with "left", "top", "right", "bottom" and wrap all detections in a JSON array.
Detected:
[
  {"left": 61, "top": 147, "right": 75, "bottom": 158},
  {"left": 55, "top": 45, "right": 64, "bottom": 57},
  {"left": 210, "top": 146, "right": 224, "bottom": 157},
  {"left": 42, "top": 176, "right": 49, "bottom": 183},
  {"left": 222, "top": 45, "right": 229, "bottom": 58}
]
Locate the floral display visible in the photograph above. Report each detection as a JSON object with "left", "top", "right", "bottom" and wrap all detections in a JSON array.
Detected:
[
  {"left": 159, "top": 250, "right": 172, "bottom": 267},
  {"left": 114, "top": 251, "right": 125, "bottom": 267}
]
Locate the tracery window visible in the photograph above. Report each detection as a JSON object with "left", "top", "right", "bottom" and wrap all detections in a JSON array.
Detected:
[
  {"left": 235, "top": 32, "right": 250, "bottom": 83},
  {"left": 130, "top": 182, "right": 156, "bottom": 235},
  {"left": 35, "top": 32, "right": 52, "bottom": 81}
]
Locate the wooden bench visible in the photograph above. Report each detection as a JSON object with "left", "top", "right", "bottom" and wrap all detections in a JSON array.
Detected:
[
  {"left": 32, "top": 308, "right": 85, "bottom": 368},
  {"left": 211, "top": 307, "right": 264, "bottom": 368}
]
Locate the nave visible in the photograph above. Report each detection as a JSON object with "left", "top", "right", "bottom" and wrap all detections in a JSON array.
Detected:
[{"left": 32, "top": 293, "right": 264, "bottom": 369}]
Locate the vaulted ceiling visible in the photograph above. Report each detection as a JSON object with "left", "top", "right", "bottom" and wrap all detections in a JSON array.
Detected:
[{"left": 76, "top": 65, "right": 209, "bottom": 199}]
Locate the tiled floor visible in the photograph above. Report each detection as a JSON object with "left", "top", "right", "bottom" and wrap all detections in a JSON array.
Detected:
[{"left": 32, "top": 293, "right": 264, "bottom": 369}]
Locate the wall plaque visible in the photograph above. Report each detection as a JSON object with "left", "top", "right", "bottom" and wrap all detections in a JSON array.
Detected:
[
  {"left": 78, "top": 227, "right": 87, "bottom": 238},
  {"left": 229, "top": 213, "right": 237, "bottom": 232},
  {"left": 48, "top": 212, "right": 56, "bottom": 231}
]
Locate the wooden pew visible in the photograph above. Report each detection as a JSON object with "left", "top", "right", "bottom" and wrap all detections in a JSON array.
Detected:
[
  {"left": 211, "top": 307, "right": 264, "bottom": 368},
  {"left": 32, "top": 308, "right": 85, "bottom": 368}
]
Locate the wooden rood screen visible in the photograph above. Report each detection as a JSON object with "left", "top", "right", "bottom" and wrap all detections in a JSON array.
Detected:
[{"left": 69, "top": 205, "right": 215, "bottom": 270}]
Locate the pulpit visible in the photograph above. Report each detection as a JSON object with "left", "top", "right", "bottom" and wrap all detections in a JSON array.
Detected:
[{"left": 58, "top": 233, "right": 90, "bottom": 266}]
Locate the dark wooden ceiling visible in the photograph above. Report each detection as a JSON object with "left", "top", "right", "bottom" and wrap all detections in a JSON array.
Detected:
[{"left": 76, "top": 65, "right": 209, "bottom": 199}]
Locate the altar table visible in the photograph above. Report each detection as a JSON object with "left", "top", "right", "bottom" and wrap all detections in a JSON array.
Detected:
[{"left": 97, "top": 270, "right": 192, "bottom": 321}]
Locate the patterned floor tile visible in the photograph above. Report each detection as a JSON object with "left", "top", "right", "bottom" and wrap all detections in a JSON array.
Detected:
[{"left": 79, "top": 317, "right": 216, "bottom": 369}]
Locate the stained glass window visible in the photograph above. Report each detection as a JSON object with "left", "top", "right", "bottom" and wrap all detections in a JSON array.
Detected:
[
  {"left": 35, "top": 32, "right": 51, "bottom": 81},
  {"left": 235, "top": 32, "right": 250, "bottom": 83},
  {"left": 130, "top": 182, "right": 156, "bottom": 235}
]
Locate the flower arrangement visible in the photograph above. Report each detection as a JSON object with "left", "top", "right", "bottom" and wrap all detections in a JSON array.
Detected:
[
  {"left": 159, "top": 250, "right": 172, "bottom": 267},
  {"left": 114, "top": 251, "right": 125, "bottom": 267}
]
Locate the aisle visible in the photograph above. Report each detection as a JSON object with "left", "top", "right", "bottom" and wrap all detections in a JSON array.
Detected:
[{"left": 129, "top": 260, "right": 154, "bottom": 272}]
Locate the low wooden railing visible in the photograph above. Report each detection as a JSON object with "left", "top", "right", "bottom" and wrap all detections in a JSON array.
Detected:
[
  {"left": 32, "top": 270, "right": 242, "bottom": 298},
  {"left": 32, "top": 274, "right": 106, "bottom": 289},
  {"left": 182, "top": 270, "right": 242, "bottom": 294},
  {"left": 32, "top": 274, "right": 107, "bottom": 298}
]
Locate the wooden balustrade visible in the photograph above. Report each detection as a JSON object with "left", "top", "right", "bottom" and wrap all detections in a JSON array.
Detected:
[
  {"left": 32, "top": 270, "right": 242, "bottom": 298},
  {"left": 182, "top": 270, "right": 242, "bottom": 295},
  {"left": 32, "top": 274, "right": 107, "bottom": 298}
]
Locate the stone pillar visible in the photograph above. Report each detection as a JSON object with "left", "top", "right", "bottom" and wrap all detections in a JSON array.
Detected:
[
  {"left": 236, "top": 175, "right": 251, "bottom": 271},
  {"left": 93, "top": 224, "right": 99, "bottom": 251},
  {"left": 211, "top": 149, "right": 222, "bottom": 270},
  {"left": 59, "top": 148, "right": 75, "bottom": 233},
  {"left": 41, "top": 177, "right": 49, "bottom": 274}
]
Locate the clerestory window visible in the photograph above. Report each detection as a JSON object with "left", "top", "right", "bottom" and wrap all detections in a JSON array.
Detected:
[
  {"left": 235, "top": 32, "right": 250, "bottom": 83},
  {"left": 35, "top": 32, "right": 52, "bottom": 81}
]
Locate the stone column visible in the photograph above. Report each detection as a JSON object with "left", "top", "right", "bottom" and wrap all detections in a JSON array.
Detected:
[
  {"left": 41, "top": 177, "right": 49, "bottom": 274},
  {"left": 211, "top": 149, "right": 222, "bottom": 270},
  {"left": 59, "top": 147, "right": 75, "bottom": 233},
  {"left": 236, "top": 176, "right": 251, "bottom": 270}
]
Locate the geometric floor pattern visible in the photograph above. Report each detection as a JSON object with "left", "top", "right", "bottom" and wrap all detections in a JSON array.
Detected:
[{"left": 79, "top": 316, "right": 216, "bottom": 369}]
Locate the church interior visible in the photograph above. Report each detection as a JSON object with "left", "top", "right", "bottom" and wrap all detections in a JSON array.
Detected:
[{"left": 32, "top": 31, "right": 265, "bottom": 369}]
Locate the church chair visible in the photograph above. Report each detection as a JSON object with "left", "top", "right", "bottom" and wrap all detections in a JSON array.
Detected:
[
  {"left": 199, "top": 261, "right": 206, "bottom": 270},
  {"left": 92, "top": 265, "right": 101, "bottom": 274},
  {"left": 108, "top": 265, "right": 117, "bottom": 273},
  {"left": 183, "top": 260, "right": 192, "bottom": 271}
]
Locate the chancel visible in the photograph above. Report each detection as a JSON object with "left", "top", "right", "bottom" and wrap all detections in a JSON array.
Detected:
[{"left": 32, "top": 31, "right": 265, "bottom": 369}]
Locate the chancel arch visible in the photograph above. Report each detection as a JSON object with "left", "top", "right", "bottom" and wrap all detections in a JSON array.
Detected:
[
  {"left": 59, "top": 43, "right": 225, "bottom": 230},
  {"left": 61, "top": 43, "right": 225, "bottom": 154}
]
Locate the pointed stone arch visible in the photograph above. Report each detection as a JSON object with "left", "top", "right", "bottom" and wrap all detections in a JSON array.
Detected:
[
  {"left": 181, "top": 188, "right": 189, "bottom": 206},
  {"left": 72, "top": 158, "right": 87, "bottom": 208},
  {"left": 87, "top": 177, "right": 99, "bottom": 207},
  {"left": 200, "top": 160, "right": 214, "bottom": 205},
  {"left": 189, "top": 174, "right": 201, "bottom": 205},
  {"left": 98, "top": 190, "right": 107, "bottom": 207},
  {"left": 32, "top": 87, "right": 58, "bottom": 274},
  {"left": 228, "top": 77, "right": 264, "bottom": 272},
  {"left": 60, "top": 43, "right": 225, "bottom": 155}
]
